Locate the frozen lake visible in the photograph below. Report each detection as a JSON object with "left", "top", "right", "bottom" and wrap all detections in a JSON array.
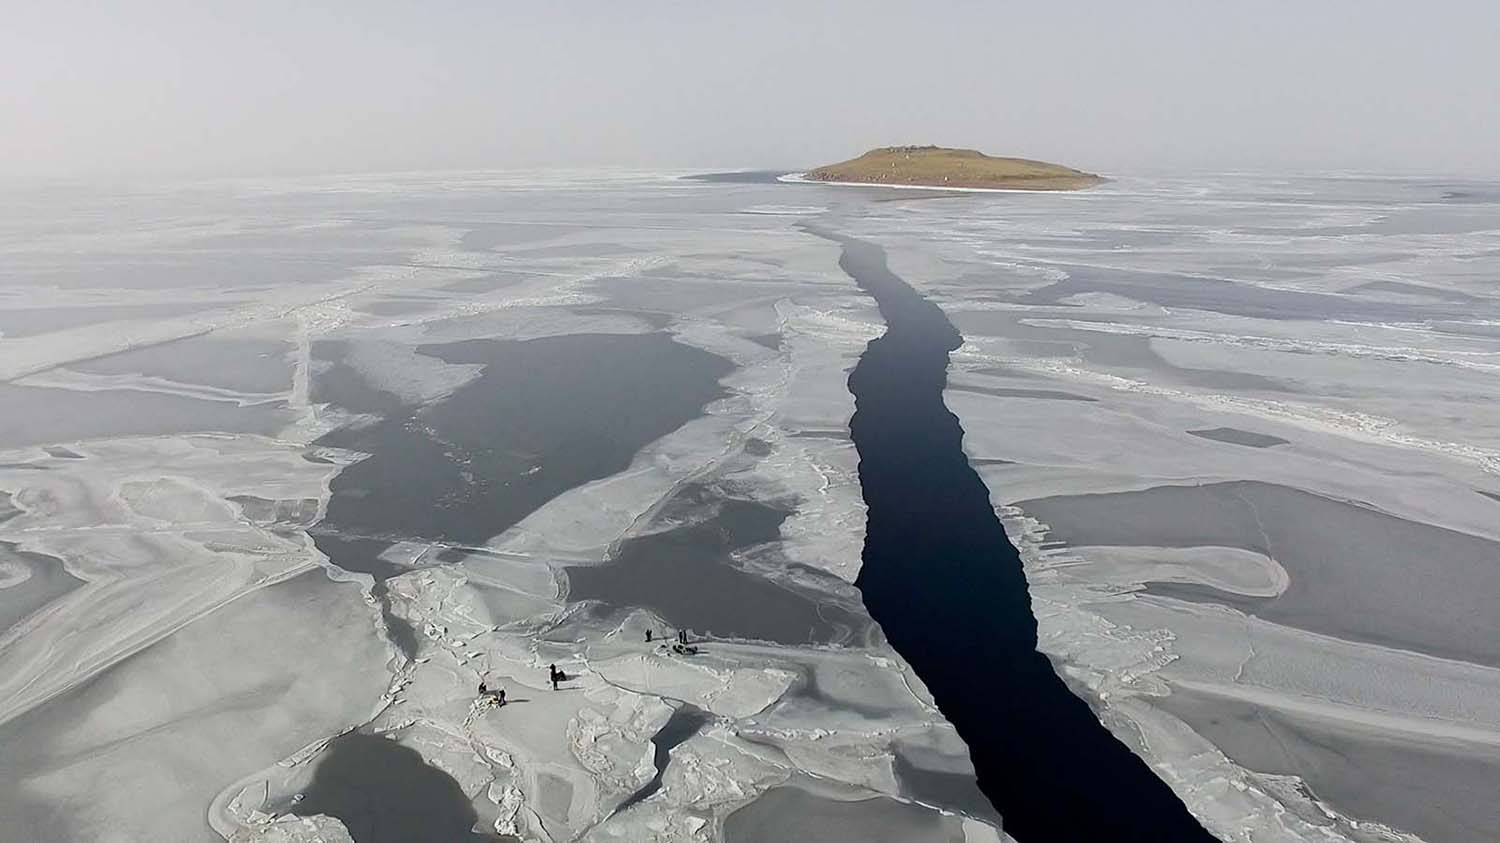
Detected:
[{"left": 1, "top": 169, "right": 1497, "bottom": 842}]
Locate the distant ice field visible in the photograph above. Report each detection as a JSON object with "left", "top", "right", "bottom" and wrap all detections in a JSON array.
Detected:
[{"left": 0, "top": 169, "right": 1496, "bottom": 842}]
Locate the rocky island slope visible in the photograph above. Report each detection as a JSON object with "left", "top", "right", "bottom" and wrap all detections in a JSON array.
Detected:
[{"left": 804, "top": 146, "right": 1104, "bottom": 191}]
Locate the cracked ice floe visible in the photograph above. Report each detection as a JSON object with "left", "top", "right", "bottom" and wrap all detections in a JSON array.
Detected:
[
  {"left": 873, "top": 171, "right": 1500, "bottom": 842},
  {"left": 37, "top": 173, "right": 990, "bottom": 843},
  {"left": 24, "top": 169, "right": 1496, "bottom": 842}
]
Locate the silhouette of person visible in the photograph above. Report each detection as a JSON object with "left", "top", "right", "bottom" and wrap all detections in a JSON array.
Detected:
[
  {"left": 645, "top": 629, "right": 653, "bottom": 643},
  {"left": 677, "top": 628, "right": 688, "bottom": 646},
  {"left": 549, "top": 664, "right": 560, "bottom": 690}
]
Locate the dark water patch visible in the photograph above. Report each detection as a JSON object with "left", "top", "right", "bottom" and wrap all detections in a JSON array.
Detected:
[
  {"left": 893, "top": 753, "right": 999, "bottom": 824},
  {"left": 742, "top": 437, "right": 773, "bottom": 458},
  {"left": 310, "top": 340, "right": 405, "bottom": 416},
  {"left": 73, "top": 335, "right": 293, "bottom": 394},
  {"left": 358, "top": 298, "right": 440, "bottom": 317},
  {"left": 1025, "top": 481, "right": 1500, "bottom": 667},
  {"left": 0, "top": 384, "right": 291, "bottom": 449},
  {"left": 811, "top": 224, "right": 1211, "bottom": 841},
  {"left": 724, "top": 785, "right": 964, "bottom": 843},
  {"left": 950, "top": 384, "right": 1097, "bottom": 402},
  {"left": 317, "top": 333, "right": 732, "bottom": 546},
  {"left": 1145, "top": 580, "right": 1259, "bottom": 609},
  {"left": 0, "top": 542, "right": 84, "bottom": 635},
  {"left": 683, "top": 171, "right": 793, "bottom": 185},
  {"left": 0, "top": 301, "right": 224, "bottom": 338},
  {"left": 43, "top": 446, "right": 85, "bottom": 459},
  {"left": 787, "top": 668, "right": 903, "bottom": 719},
  {"left": 312, "top": 534, "right": 406, "bottom": 582},
  {"left": 746, "top": 332, "right": 782, "bottom": 351},
  {"left": 382, "top": 613, "right": 420, "bottom": 662},
  {"left": 311, "top": 533, "right": 416, "bottom": 661},
  {"left": 611, "top": 705, "right": 712, "bottom": 815},
  {"left": 874, "top": 191, "right": 977, "bottom": 203},
  {"left": 566, "top": 488, "right": 866, "bottom": 646},
  {"left": 1159, "top": 685, "right": 1500, "bottom": 843},
  {"left": 1187, "top": 427, "right": 1290, "bottom": 448},
  {"left": 283, "top": 731, "right": 496, "bottom": 842}
]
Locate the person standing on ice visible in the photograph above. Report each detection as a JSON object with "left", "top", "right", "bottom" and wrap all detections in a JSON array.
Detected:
[
  {"left": 478, "top": 681, "right": 505, "bottom": 706},
  {"left": 548, "top": 664, "right": 561, "bottom": 690}
]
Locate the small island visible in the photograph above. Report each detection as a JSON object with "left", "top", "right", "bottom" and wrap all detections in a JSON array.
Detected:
[{"left": 802, "top": 145, "right": 1105, "bottom": 191}]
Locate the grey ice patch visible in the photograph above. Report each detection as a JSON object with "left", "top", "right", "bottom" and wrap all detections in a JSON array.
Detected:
[
  {"left": 1186, "top": 427, "right": 1290, "bottom": 448},
  {"left": 0, "top": 570, "right": 389, "bottom": 842},
  {"left": 1159, "top": 685, "right": 1500, "bottom": 843},
  {"left": 442, "top": 270, "right": 530, "bottom": 293},
  {"left": 566, "top": 486, "right": 870, "bottom": 646},
  {"left": 0, "top": 384, "right": 292, "bottom": 449},
  {"left": 592, "top": 276, "right": 798, "bottom": 317},
  {"left": 1017, "top": 264, "right": 1472, "bottom": 323},
  {"left": 228, "top": 495, "right": 321, "bottom": 528},
  {"left": 459, "top": 222, "right": 579, "bottom": 251},
  {"left": 0, "top": 542, "right": 84, "bottom": 635},
  {"left": 787, "top": 429, "right": 849, "bottom": 440},
  {"left": 1020, "top": 481, "right": 1500, "bottom": 667},
  {"left": 724, "top": 785, "right": 966, "bottom": 843},
  {"left": 893, "top": 754, "right": 999, "bottom": 824},
  {"left": 950, "top": 384, "right": 1097, "bottom": 402},
  {"left": 72, "top": 335, "right": 295, "bottom": 394},
  {"left": 952, "top": 310, "right": 1294, "bottom": 393},
  {"left": 0, "top": 302, "right": 225, "bottom": 339},
  {"left": 1348, "top": 280, "right": 1483, "bottom": 303}
]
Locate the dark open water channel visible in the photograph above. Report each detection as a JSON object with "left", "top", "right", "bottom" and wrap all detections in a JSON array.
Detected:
[{"left": 813, "top": 224, "right": 1214, "bottom": 841}]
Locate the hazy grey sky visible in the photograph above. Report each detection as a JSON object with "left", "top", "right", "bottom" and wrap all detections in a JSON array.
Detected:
[{"left": 4, "top": 1, "right": 1497, "bottom": 181}]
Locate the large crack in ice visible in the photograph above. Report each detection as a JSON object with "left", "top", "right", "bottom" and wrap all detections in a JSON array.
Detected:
[{"left": 808, "top": 221, "right": 1216, "bottom": 842}]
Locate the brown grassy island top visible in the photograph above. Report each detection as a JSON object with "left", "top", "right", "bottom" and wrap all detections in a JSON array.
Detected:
[{"left": 804, "top": 146, "right": 1105, "bottom": 191}]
